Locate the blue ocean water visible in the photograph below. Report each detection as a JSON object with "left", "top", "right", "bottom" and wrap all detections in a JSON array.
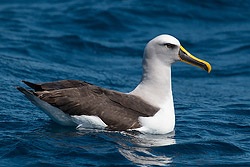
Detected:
[{"left": 0, "top": 0, "right": 250, "bottom": 166}]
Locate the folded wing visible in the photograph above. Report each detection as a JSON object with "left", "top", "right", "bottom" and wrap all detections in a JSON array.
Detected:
[{"left": 19, "top": 80, "right": 159, "bottom": 130}]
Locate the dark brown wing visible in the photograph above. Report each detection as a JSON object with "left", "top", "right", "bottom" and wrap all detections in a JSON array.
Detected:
[
  {"left": 104, "top": 90, "right": 158, "bottom": 117},
  {"left": 22, "top": 80, "right": 160, "bottom": 130},
  {"left": 22, "top": 80, "right": 89, "bottom": 91}
]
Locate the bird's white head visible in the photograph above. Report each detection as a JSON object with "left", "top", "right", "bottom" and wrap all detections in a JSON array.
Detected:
[
  {"left": 143, "top": 34, "right": 211, "bottom": 72},
  {"left": 144, "top": 35, "right": 181, "bottom": 65}
]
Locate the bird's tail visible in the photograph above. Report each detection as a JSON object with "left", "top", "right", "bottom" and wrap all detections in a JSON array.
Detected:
[{"left": 16, "top": 86, "right": 76, "bottom": 126}]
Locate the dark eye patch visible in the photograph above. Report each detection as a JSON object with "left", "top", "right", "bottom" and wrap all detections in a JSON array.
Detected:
[{"left": 163, "top": 43, "right": 176, "bottom": 49}]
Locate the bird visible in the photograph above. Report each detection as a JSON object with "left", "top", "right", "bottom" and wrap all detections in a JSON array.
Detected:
[{"left": 17, "top": 35, "right": 211, "bottom": 134}]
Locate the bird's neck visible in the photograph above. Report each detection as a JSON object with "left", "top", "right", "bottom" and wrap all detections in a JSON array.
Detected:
[{"left": 130, "top": 57, "right": 174, "bottom": 108}]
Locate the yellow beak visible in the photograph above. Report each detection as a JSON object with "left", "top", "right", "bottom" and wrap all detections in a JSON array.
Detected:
[{"left": 179, "top": 45, "right": 211, "bottom": 73}]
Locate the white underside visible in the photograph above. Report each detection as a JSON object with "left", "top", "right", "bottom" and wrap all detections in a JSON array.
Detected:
[
  {"left": 72, "top": 115, "right": 107, "bottom": 129},
  {"left": 23, "top": 91, "right": 76, "bottom": 126}
]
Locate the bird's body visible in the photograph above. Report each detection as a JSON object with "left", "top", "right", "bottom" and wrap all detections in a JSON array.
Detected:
[
  {"left": 17, "top": 35, "right": 211, "bottom": 134},
  {"left": 18, "top": 80, "right": 159, "bottom": 131}
]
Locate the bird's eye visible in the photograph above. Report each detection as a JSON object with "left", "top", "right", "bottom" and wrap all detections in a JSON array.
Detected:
[{"left": 164, "top": 43, "right": 175, "bottom": 49}]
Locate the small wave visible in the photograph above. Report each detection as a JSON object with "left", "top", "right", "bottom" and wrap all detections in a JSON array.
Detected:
[{"left": 151, "top": 140, "right": 245, "bottom": 156}]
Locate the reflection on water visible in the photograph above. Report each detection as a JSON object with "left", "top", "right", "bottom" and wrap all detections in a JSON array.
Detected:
[
  {"left": 124, "top": 131, "right": 176, "bottom": 147},
  {"left": 119, "top": 148, "right": 172, "bottom": 166},
  {"left": 115, "top": 131, "right": 176, "bottom": 166},
  {"left": 75, "top": 128, "right": 176, "bottom": 166}
]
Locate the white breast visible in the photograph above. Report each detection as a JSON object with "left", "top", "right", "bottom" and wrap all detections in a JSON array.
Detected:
[{"left": 135, "top": 102, "right": 175, "bottom": 134}]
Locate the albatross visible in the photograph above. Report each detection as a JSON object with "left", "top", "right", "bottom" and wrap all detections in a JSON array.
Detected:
[{"left": 17, "top": 35, "right": 211, "bottom": 134}]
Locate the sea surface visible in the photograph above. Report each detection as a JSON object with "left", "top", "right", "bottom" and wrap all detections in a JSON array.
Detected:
[{"left": 0, "top": 0, "right": 250, "bottom": 166}]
